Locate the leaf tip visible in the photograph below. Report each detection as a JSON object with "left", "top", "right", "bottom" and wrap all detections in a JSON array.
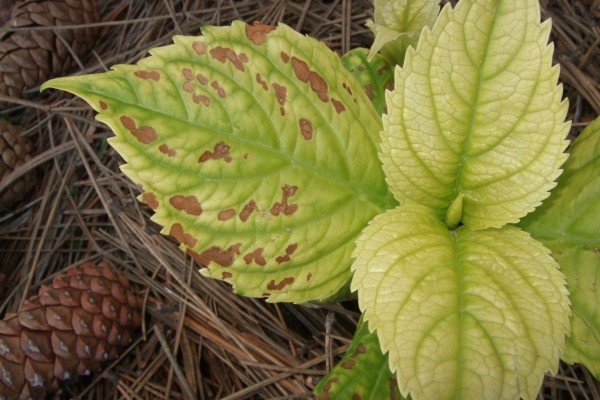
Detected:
[{"left": 40, "top": 76, "right": 72, "bottom": 93}]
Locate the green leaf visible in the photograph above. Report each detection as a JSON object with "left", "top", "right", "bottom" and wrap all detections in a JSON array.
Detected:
[
  {"left": 42, "top": 21, "right": 396, "bottom": 303},
  {"left": 314, "top": 318, "right": 405, "bottom": 400},
  {"left": 520, "top": 116, "right": 600, "bottom": 376},
  {"left": 341, "top": 48, "right": 394, "bottom": 116},
  {"left": 352, "top": 204, "right": 570, "bottom": 400},
  {"left": 367, "top": 0, "right": 439, "bottom": 64},
  {"left": 548, "top": 245, "right": 600, "bottom": 377},
  {"left": 382, "top": 0, "right": 570, "bottom": 229}
]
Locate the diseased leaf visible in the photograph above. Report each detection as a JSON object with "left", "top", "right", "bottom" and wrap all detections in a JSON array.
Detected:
[
  {"left": 352, "top": 204, "right": 570, "bottom": 400},
  {"left": 520, "top": 116, "right": 600, "bottom": 376},
  {"left": 367, "top": 0, "right": 439, "bottom": 64},
  {"left": 42, "top": 22, "right": 396, "bottom": 303},
  {"left": 382, "top": 0, "right": 570, "bottom": 229},
  {"left": 341, "top": 48, "right": 394, "bottom": 116},
  {"left": 314, "top": 318, "right": 404, "bottom": 400}
]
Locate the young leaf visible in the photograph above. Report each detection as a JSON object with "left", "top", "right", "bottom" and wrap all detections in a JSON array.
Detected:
[
  {"left": 367, "top": 0, "right": 439, "bottom": 64},
  {"left": 314, "top": 318, "right": 404, "bottom": 400},
  {"left": 341, "top": 48, "right": 394, "bottom": 116},
  {"left": 382, "top": 0, "right": 570, "bottom": 229},
  {"left": 520, "top": 116, "right": 600, "bottom": 376},
  {"left": 352, "top": 204, "right": 570, "bottom": 400},
  {"left": 42, "top": 22, "right": 396, "bottom": 302}
]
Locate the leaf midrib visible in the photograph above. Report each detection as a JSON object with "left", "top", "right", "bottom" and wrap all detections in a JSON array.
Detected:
[
  {"left": 105, "top": 80, "right": 394, "bottom": 212},
  {"left": 147, "top": 41, "right": 394, "bottom": 210},
  {"left": 452, "top": 3, "right": 501, "bottom": 199}
]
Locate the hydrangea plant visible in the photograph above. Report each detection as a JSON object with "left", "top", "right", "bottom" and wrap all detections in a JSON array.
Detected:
[{"left": 43, "top": 0, "right": 600, "bottom": 398}]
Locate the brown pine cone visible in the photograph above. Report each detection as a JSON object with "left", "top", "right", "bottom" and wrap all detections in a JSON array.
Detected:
[
  {"left": 0, "top": 119, "right": 35, "bottom": 209},
  {"left": 0, "top": 261, "right": 142, "bottom": 400},
  {"left": 0, "top": 0, "right": 101, "bottom": 98}
]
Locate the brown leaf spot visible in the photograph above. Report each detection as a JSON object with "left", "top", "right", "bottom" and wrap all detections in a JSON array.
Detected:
[
  {"left": 352, "top": 395, "right": 361, "bottom": 400},
  {"left": 159, "top": 144, "right": 176, "bottom": 157},
  {"left": 195, "top": 243, "right": 241, "bottom": 267},
  {"left": 186, "top": 248, "right": 203, "bottom": 263},
  {"left": 275, "top": 254, "right": 290, "bottom": 264},
  {"left": 384, "top": 80, "right": 394, "bottom": 91},
  {"left": 271, "top": 185, "right": 299, "bottom": 216},
  {"left": 170, "top": 195, "right": 202, "bottom": 216},
  {"left": 365, "top": 83, "right": 375, "bottom": 101},
  {"left": 342, "top": 82, "right": 353, "bottom": 96},
  {"left": 272, "top": 82, "right": 287, "bottom": 106},
  {"left": 239, "top": 200, "right": 258, "bottom": 222},
  {"left": 341, "top": 359, "right": 356, "bottom": 369},
  {"left": 183, "top": 81, "right": 194, "bottom": 92},
  {"left": 211, "top": 81, "right": 226, "bottom": 98},
  {"left": 196, "top": 73, "right": 208, "bottom": 85},
  {"left": 322, "top": 376, "right": 340, "bottom": 396},
  {"left": 273, "top": 83, "right": 287, "bottom": 115},
  {"left": 280, "top": 51, "right": 290, "bottom": 64},
  {"left": 356, "top": 343, "right": 366, "bottom": 354},
  {"left": 141, "top": 192, "right": 158, "bottom": 210},
  {"left": 299, "top": 118, "right": 313, "bottom": 140},
  {"left": 210, "top": 46, "right": 246, "bottom": 72},
  {"left": 245, "top": 21, "right": 277, "bottom": 45},
  {"left": 322, "top": 376, "right": 340, "bottom": 397},
  {"left": 256, "top": 73, "right": 268, "bottom": 91},
  {"left": 239, "top": 53, "right": 249, "bottom": 63},
  {"left": 170, "top": 223, "right": 198, "bottom": 247},
  {"left": 291, "top": 56, "right": 310, "bottom": 81},
  {"left": 120, "top": 115, "right": 136, "bottom": 130},
  {"left": 222, "top": 272, "right": 232, "bottom": 279},
  {"left": 120, "top": 116, "right": 157, "bottom": 144},
  {"left": 134, "top": 70, "right": 160, "bottom": 81},
  {"left": 99, "top": 101, "right": 108, "bottom": 110},
  {"left": 193, "top": 94, "right": 211, "bottom": 106},
  {"left": 286, "top": 243, "right": 298, "bottom": 255},
  {"left": 192, "top": 41, "right": 206, "bottom": 55},
  {"left": 182, "top": 68, "right": 195, "bottom": 81},
  {"left": 291, "top": 57, "right": 328, "bottom": 102},
  {"left": 199, "top": 141, "right": 232, "bottom": 163},
  {"left": 306, "top": 272, "right": 312, "bottom": 281},
  {"left": 331, "top": 98, "right": 346, "bottom": 114},
  {"left": 266, "top": 277, "right": 294, "bottom": 291},
  {"left": 218, "top": 208, "right": 236, "bottom": 221},
  {"left": 320, "top": 381, "right": 332, "bottom": 400},
  {"left": 244, "top": 248, "right": 266, "bottom": 266},
  {"left": 134, "top": 126, "right": 157, "bottom": 144}
]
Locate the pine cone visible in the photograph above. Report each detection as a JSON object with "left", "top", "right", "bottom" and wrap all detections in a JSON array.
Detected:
[
  {"left": 0, "top": 0, "right": 101, "bottom": 98},
  {"left": 0, "top": 119, "right": 35, "bottom": 209},
  {"left": 0, "top": 261, "right": 142, "bottom": 400}
]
